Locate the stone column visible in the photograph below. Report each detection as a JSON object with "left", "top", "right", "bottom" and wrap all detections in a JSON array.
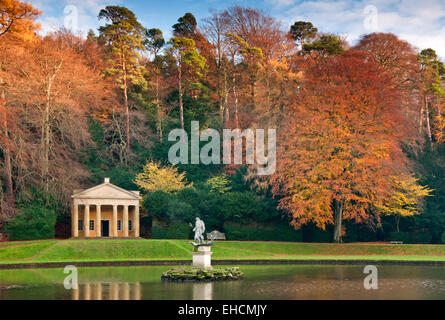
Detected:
[
  {"left": 73, "top": 204, "right": 78, "bottom": 238},
  {"left": 84, "top": 283, "right": 91, "bottom": 300},
  {"left": 113, "top": 205, "right": 118, "bottom": 237},
  {"left": 123, "top": 205, "right": 129, "bottom": 237},
  {"left": 134, "top": 205, "right": 140, "bottom": 238},
  {"left": 96, "top": 204, "right": 101, "bottom": 238},
  {"left": 122, "top": 282, "right": 130, "bottom": 300},
  {"left": 110, "top": 282, "right": 118, "bottom": 300},
  {"left": 72, "top": 288, "right": 79, "bottom": 300},
  {"left": 84, "top": 204, "right": 90, "bottom": 237},
  {"left": 133, "top": 282, "right": 141, "bottom": 300},
  {"left": 95, "top": 283, "right": 102, "bottom": 300}
]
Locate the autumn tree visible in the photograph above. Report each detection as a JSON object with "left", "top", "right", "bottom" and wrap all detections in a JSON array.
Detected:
[
  {"left": 226, "top": 33, "right": 263, "bottom": 110},
  {"left": 418, "top": 48, "right": 445, "bottom": 143},
  {"left": 220, "top": 6, "right": 284, "bottom": 60},
  {"left": 376, "top": 175, "right": 432, "bottom": 232},
  {"left": 354, "top": 33, "right": 419, "bottom": 88},
  {"left": 272, "top": 51, "right": 422, "bottom": 243},
  {"left": 218, "top": 6, "right": 292, "bottom": 129},
  {"left": 202, "top": 10, "right": 229, "bottom": 125},
  {"left": 353, "top": 33, "right": 421, "bottom": 142},
  {"left": 0, "top": 0, "right": 40, "bottom": 39},
  {"left": 0, "top": 0, "right": 40, "bottom": 217},
  {"left": 145, "top": 28, "right": 165, "bottom": 141},
  {"left": 134, "top": 161, "right": 192, "bottom": 193},
  {"left": 169, "top": 36, "right": 207, "bottom": 131},
  {"left": 98, "top": 6, "right": 147, "bottom": 157},
  {"left": 2, "top": 31, "right": 114, "bottom": 208}
]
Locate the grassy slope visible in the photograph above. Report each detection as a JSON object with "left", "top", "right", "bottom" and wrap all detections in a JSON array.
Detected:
[{"left": 1, "top": 239, "right": 445, "bottom": 264}]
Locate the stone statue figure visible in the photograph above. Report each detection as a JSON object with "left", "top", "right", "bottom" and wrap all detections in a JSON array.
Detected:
[{"left": 193, "top": 217, "right": 205, "bottom": 244}]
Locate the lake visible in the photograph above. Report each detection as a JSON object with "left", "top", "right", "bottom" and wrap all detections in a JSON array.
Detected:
[{"left": 1, "top": 264, "right": 445, "bottom": 300}]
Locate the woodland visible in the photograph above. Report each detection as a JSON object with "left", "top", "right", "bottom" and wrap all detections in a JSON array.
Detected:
[{"left": 1, "top": 0, "right": 445, "bottom": 243}]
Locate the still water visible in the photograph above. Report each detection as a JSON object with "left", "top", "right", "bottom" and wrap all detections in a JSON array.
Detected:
[{"left": 1, "top": 264, "right": 445, "bottom": 300}]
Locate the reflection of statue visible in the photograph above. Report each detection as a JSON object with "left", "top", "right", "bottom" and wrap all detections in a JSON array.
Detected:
[{"left": 193, "top": 217, "right": 205, "bottom": 244}]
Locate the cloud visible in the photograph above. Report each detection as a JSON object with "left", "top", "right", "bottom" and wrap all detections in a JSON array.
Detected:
[
  {"left": 268, "top": 0, "right": 445, "bottom": 59},
  {"left": 30, "top": 0, "right": 121, "bottom": 36}
]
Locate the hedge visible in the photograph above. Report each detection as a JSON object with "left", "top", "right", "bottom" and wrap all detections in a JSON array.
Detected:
[
  {"left": 6, "top": 206, "right": 56, "bottom": 241},
  {"left": 390, "top": 232, "right": 432, "bottom": 244},
  {"left": 151, "top": 223, "right": 191, "bottom": 239},
  {"left": 223, "top": 222, "right": 303, "bottom": 242}
]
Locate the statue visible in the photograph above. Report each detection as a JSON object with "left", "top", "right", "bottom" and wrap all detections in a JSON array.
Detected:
[
  {"left": 193, "top": 217, "right": 205, "bottom": 244},
  {"left": 190, "top": 217, "right": 215, "bottom": 247}
]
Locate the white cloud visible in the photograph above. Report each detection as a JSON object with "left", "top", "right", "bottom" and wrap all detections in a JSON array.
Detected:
[
  {"left": 30, "top": 0, "right": 121, "bottom": 37},
  {"left": 269, "top": 0, "right": 445, "bottom": 60}
]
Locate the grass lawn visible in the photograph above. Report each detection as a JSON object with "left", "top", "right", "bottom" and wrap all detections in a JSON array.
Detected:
[{"left": 0, "top": 239, "right": 445, "bottom": 264}]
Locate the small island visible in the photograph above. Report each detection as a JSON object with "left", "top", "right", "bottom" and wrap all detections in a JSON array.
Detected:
[
  {"left": 161, "top": 217, "right": 244, "bottom": 282},
  {"left": 161, "top": 266, "right": 244, "bottom": 282}
]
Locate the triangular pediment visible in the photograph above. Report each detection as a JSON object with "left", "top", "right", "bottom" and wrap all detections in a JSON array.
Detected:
[{"left": 72, "top": 182, "right": 141, "bottom": 200}]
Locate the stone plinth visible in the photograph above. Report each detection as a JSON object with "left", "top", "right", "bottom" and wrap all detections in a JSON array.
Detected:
[{"left": 192, "top": 246, "right": 213, "bottom": 269}]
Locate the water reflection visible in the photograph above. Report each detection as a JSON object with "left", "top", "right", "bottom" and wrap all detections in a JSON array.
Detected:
[
  {"left": 2, "top": 265, "right": 445, "bottom": 300},
  {"left": 72, "top": 282, "right": 141, "bottom": 300},
  {"left": 192, "top": 282, "right": 213, "bottom": 300}
]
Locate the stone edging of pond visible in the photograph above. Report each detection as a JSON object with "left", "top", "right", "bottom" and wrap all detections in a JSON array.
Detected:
[{"left": 1, "top": 259, "right": 445, "bottom": 270}]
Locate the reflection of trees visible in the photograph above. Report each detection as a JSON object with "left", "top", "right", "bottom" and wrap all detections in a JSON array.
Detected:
[{"left": 71, "top": 282, "right": 141, "bottom": 300}]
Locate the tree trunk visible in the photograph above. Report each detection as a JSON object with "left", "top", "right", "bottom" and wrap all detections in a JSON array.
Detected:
[
  {"left": 217, "top": 64, "right": 224, "bottom": 125},
  {"left": 251, "top": 80, "right": 255, "bottom": 109},
  {"left": 156, "top": 73, "right": 162, "bottom": 142},
  {"left": 0, "top": 80, "right": 14, "bottom": 218},
  {"left": 223, "top": 70, "right": 229, "bottom": 125},
  {"left": 419, "top": 101, "right": 424, "bottom": 136},
  {"left": 233, "top": 74, "right": 239, "bottom": 129},
  {"left": 333, "top": 200, "right": 343, "bottom": 243},
  {"left": 122, "top": 57, "right": 130, "bottom": 155},
  {"left": 178, "top": 62, "right": 184, "bottom": 132},
  {"left": 425, "top": 95, "right": 432, "bottom": 142},
  {"left": 41, "top": 75, "right": 53, "bottom": 192}
]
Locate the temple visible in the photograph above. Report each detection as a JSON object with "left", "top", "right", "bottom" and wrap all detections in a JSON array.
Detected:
[{"left": 71, "top": 178, "right": 141, "bottom": 238}]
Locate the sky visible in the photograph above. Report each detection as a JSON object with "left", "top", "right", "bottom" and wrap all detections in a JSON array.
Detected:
[{"left": 29, "top": 0, "right": 445, "bottom": 59}]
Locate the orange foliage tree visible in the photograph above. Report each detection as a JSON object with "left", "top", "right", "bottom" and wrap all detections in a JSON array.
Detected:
[
  {"left": 0, "top": 0, "right": 40, "bottom": 217},
  {"left": 271, "top": 51, "right": 420, "bottom": 242}
]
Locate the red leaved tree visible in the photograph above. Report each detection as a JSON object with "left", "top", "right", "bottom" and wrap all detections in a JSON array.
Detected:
[{"left": 272, "top": 51, "right": 417, "bottom": 242}]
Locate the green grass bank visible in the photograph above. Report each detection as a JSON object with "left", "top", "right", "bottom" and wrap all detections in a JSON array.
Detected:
[{"left": 1, "top": 239, "right": 445, "bottom": 265}]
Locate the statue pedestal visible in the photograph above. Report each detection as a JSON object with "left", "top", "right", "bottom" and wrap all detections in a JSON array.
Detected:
[{"left": 192, "top": 246, "right": 213, "bottom": 269}]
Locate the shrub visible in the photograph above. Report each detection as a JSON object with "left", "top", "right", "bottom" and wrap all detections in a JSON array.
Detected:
[
  {"left": 390, "top": 232, "right": 409, "bottom": 243},
  {"left": 409, "top": 232, "right": 432, "bottom": 244},
  {"left": 343, "top": 224, "right": 378, "bottom": 243},
  {"left": 6, "top": 204, "right": 56, "bottom": 241},
  {"left": 206, "top": 174, "right": 232, "bottom": 194},
  {"left": 390, "top": 231, "right": 433, "bottom": 244},
  {"left": 166, "top": 198, "right": 198, "bottom": 222},
  {"left": 302, "top": 224, "right": 333, "bottom": 243},
  {"left": 223, "top": 222, "right": 303, "bottom": 242},
  {"left": 441, "top": 232, "right": 445, "bottom": 244},
  {"left": 143, "top": 190, "right": 171, "bottom": 221},
  {"left": 151, "top": 223, "right": 191, "bottom": 239}
]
